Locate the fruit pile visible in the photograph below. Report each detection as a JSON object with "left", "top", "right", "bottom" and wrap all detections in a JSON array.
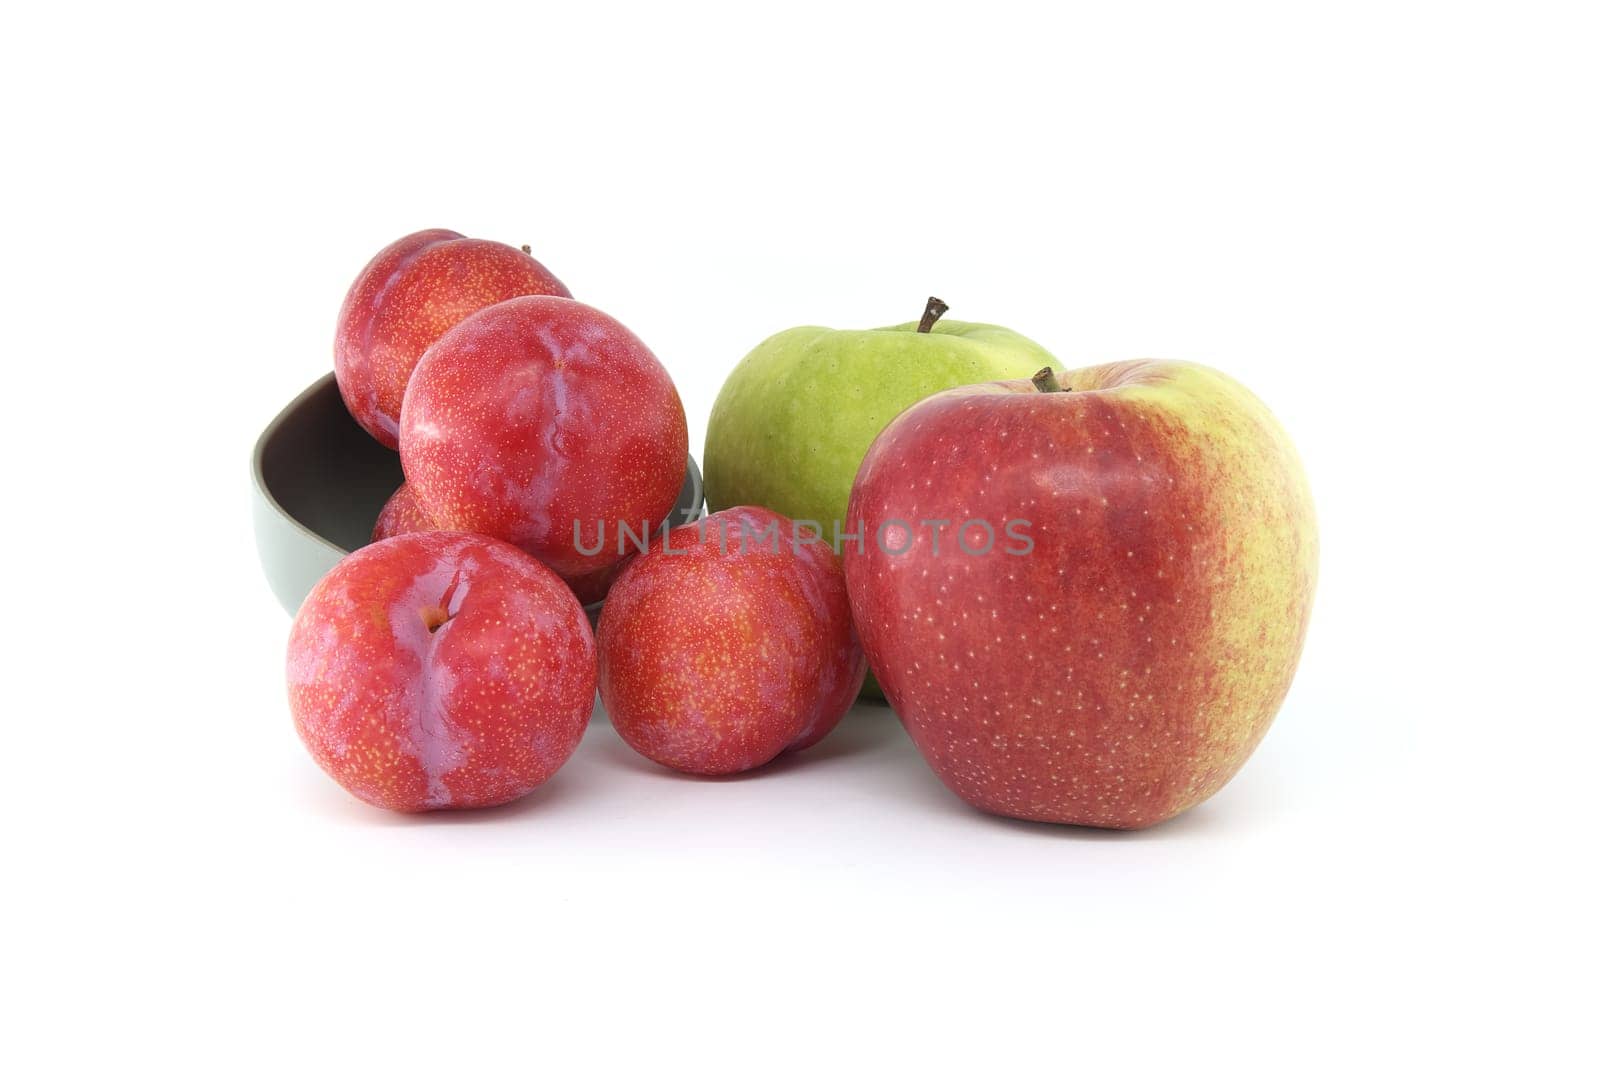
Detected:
[{"left": 286, "top": 228, "right": 1318, "bottom": 829}]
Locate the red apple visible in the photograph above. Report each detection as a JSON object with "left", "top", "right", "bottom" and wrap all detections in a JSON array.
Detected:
[
  {"left": 844, "top": 362, "right": 1317, "bottom": 829},
  {"left": 286, "top": 531, "right": 596, "bottom": 812},
  {"left": 596, "top": 506, "right": 866, "bottom": 775},
  {"left": 399, "top": 294, "right": 688, "bottom": 588},
  {"left": 371, "top": 483, "right": 433, "bottom": 541},
  {"left": 334, "top": 229, "right": 570, "bottom": 448}
]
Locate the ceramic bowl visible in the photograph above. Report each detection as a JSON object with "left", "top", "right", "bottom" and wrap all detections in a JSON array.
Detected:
[{"left": 252, "top": 373, "right": 704, "bottom": 617}]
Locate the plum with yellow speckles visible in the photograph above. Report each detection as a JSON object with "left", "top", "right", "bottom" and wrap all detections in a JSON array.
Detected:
[
  {"left": 287, "top": 531, "right": 597, "bottom": 812},
  {"left": 400, "top": 295, "right": 688, "bottom": 595},
  {"left": 844, "top": 361, "right": 1318, "bottom": 829},
  {"left": 597, "top": 506, "right": 866, "bottom": 776},
  {"left": 334, "top": 228, "right": 571, "bottom": 449},
  {"left": 371, "top": 483, "right": 434, "bottom": 542}
]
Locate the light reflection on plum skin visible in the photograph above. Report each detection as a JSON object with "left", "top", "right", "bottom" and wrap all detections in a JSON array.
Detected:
[
  {"left": 287, "top": 531, "right": 597, "bottom": 813},
  {"left": 399, "top": 295, "right": 688, "bottom": 589}
]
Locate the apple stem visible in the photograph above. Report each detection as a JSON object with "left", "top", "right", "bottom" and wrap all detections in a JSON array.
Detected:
[
  {"left": 1032, "top": 367, "right": 1069, "bottom": 393},
  {"left": 520, "top": 244, "right": 532, "bottom": 255},
  {"left": 917, "top": 297, "right": 949, "bottom": 333}
]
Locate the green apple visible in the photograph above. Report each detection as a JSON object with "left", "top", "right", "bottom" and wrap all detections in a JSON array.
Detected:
[{"left": 704, "top": 299, "right": 1062, "bottom": 533}]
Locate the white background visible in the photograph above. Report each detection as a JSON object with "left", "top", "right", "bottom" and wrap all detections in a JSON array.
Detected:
[{"left": 5, "top": 2, "right": 1596, "bottom": 1060}]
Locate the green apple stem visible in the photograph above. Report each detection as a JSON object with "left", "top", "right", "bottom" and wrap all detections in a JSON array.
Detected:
[
  {"left": 1032, "top": 367, "right": 1068, "bottom": 393},
  {"left": 917, "top": 297, "right": 949, "bottom": 333}
]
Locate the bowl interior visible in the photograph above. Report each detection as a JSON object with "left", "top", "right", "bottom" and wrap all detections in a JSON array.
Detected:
[{"left": 257, "top": 375, "right": 403, "bottom": 553}]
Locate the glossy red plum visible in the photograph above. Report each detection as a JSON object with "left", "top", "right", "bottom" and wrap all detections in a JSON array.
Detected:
[
  {"left": 597, "top": 506, "right": 866, "bottom": 775},
  {"left": 399, "top": 295, "right": 688, "bottom": 589},
  {"left": 287, "top": 531, "right": 597, "bottom": 812}
]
